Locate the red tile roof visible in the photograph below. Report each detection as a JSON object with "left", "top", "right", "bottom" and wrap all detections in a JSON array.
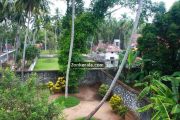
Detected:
[{"left": 93, "top": 43, "right": 121, "bottom": 52}]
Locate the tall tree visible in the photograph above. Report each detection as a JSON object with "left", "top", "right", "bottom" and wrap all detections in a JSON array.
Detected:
[
  {"left": 86, "top": 0, "right": 143, "bottom": 119},
  {"left": 42, "top": 15, "right": 51, "bottom": 51},
  {"left": 138, "top": 0, "right": 180, "bottom": 75},
  {"left": 15, "top": 0, "right": 49, "bottom": 78},
  {"left": 65, "top": 0, "right": 75, "bottom": 98}
]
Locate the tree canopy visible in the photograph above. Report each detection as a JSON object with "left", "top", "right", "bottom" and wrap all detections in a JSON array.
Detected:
[{"left": 138, "top": 1, "right": 180, "bottom": 75}]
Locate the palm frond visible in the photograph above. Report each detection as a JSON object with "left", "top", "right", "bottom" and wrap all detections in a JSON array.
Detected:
[
  {"left": 138, "top": 86, "right": 150, "bottom": 99},
  {"left": 171, "top": 104, "right": 180, "bottom": 114},
  {"left": 137, "top": 103, "right": 154, "bottom": 113},
  {"left": 158, "top": 98, "right": 171, "bottom": 120},
  {"left": 151, "top": 111, "right": 160, "bottom": 120}
]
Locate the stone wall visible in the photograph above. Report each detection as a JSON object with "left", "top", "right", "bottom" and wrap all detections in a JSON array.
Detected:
[
  {"left": 81, "top": 69, "right": 151, "bottom": 120},
  {"left": 16, "top": 70, "right": 61, "bottom": 83},
  {"left": 16, "top": 69, "right": 151, "bottom": 119}
]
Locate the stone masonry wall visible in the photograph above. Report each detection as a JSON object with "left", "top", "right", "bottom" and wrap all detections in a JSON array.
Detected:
[
  {"left": 16, "top": 70, "right": 61, "bottom": 83},
  {"left": 81, "top": 69, "right": 151, "bottom": 120},
  {"left": 16, "top": 69, "right": 151, "bottom": 119}
]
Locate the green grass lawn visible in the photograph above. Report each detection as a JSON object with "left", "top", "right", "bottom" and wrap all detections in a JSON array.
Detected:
[
  {"left": 34, "top": 58, "right": 60, "bottom": 70},
  {"left": 53, "top": 96, "right": 80, "bottom": 108},
  {"left": 40, "top": 50, "right": 58, "bottom": 55}
]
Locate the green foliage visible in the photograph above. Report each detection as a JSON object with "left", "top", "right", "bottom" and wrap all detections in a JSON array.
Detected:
[
  {"left": 48, "top": 77, "right": 65, "bottom": 93},
  {"left": 59, "top": 12, "right": 98, "bottom": 92},
  {"left": 134, "top": 71, "right": 161, "bottom": 89},
  {"left": 109, "top": 94, "right": 128, "bottom": 118},
  {"left": 161, "top": 71, "right": 180, "bottom": 103},
  {"left": 109, "top": 94, "right": 123, "bottom": 111},
  {"left": 0, "top": 68, "right": 63, "bottom": 120},
  {"left": 137, "top": 71, "right": 180, "bottom": 120},
  {"left": 53, "top": 96, "right": 80, "bottom": 108},
  {"left": 25, "top": 45, "right": 40, "bottom": 61},
  {"left": 98, "top": 84, "right": 109, "bottom": 98},
  {"left": 138, "top": 1, "right": 180, "bottom": 75},
  {"left": 116, "top": 105, "right": 128, "bottom": 117},
  {"left": 127, "top": 49, "right": 138, "bottom": 68}
]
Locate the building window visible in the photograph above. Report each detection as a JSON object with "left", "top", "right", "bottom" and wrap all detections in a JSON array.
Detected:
[
  {"left": 116, "top": 42, "right": 119, "bottom": 46},
  {"left": 110, "top": 57, "right": 114, "bottom": 64}
]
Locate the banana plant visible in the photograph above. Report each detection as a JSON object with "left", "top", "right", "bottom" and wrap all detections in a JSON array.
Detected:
[
  {"left": 124, "top": 49, "right": 139, "bottom": 83},
  {"left": 138, "top": 72, "right": 180, "bottom": 120},
  {"left": 127, "top": 49, "right": 138, "bottom": 68}
]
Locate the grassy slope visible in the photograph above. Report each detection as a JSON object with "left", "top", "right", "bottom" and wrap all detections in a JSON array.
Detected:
[
  {"left": 34, "top": 58, "right": 60, "bottom": 70},
  {"left": 54, "top": 96, "right": 80, "bottom": 108},
  {"left": 40, "top": 50, "right": 58, "bottom": 55}
]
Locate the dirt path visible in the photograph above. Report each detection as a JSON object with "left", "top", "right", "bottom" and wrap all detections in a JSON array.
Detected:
[{"left": 49, "top": 85, "right": 138, "bottom": 120}]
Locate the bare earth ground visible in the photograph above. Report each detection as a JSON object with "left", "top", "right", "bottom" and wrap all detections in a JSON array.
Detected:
[{"left": 49, "top": 85, "right": 138, "bottom": 120}]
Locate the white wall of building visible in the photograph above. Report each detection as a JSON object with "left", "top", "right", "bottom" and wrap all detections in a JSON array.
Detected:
[{"left": 105, "top": 52, "right": 119, "bottom": 60}]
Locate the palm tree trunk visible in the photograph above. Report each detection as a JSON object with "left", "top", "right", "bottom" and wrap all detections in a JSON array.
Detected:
[
  {"left": 44, "top": 29, "right": 47, "bottom": 51},
  {"left": 5, "top": 39, "right": 8, "bottom": 61},
  {"left": 22, "top": 12, "right": 30, "bottom": 80},
  {"left": 86, "top": 0, "right": 143, "bottom": 119},
  {"left": 0, "top": 40, "right": 2, "bottom": 52},
  {"left": 65, "top": 0, "right": 75, "bottom": 98},
  {"left": 15, "top": 26, "right": 20, "bottom": 64},
  {"left": 55, "top": 26, "right": 58, "bottom": 52},
  {"left": 33, "top": 29, "right": 37, "bottom": 45}
]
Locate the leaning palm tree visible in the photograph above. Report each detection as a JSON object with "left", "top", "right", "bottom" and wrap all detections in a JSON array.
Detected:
[
  {"left": 15, "top": 0, "right": 49, "bottom": 79},
  {"left": 86, "top": 0, "right": 143, "bottom": 119},
  {"left": 65, "top": 0, "right": 75, "bottom": 98}
]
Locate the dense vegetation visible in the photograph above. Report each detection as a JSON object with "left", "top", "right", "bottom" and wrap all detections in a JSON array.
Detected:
[
  {"left": 0, "top": 69, "right": 63, "bottom": 120},
  {"left": 0, "top": 0, "right": 179, "bottom": 119},
  {"left": 138, "top": 1, "right": 180, "bottom": 75}
]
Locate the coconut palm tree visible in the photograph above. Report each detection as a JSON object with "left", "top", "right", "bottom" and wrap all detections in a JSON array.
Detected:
[
  {"left": 1, "top": 0, "right": 14, "bottom": 62},
  {"left": 53, "top": 8, "right": 61, "bottom": 52},
  {"left": 65, "top": 0, "right": 75, "bottom": 98},
  {"left": 12, "top": 9, "right": 26, "bottom": 65},
  {"left": 15, "top": 0, "right": 49, "bottom": 79},
  {"left": 32, "top": 15, "right": 42, "bottom": 45},
  {"left": 86, "top": 0, "right": 143, "bottom": 119},
  {"left": 42, "top": 14, "right": 51, "bottom": 51}
]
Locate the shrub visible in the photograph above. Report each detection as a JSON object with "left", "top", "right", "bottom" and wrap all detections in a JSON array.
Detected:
[
  {"left": 98, "top": 84, "right": 109, "bottom": 97},
  {"left": 48, "top": 77, "right": 65, "bottom": 93},
  {"left": 116, "top": 106, "right": 128, "bottom": 117},
  {"left": 0, "top": 69, "right": 63, "bottom": 120},
  {"left": 109, "top": 94, "right": 128, "bottom": 118},
  {"left": 109, "top": 94, "right": 123, "bottom": 111},
  {"left": 25, "top": 45, "right": 40, "bottom": 61}
]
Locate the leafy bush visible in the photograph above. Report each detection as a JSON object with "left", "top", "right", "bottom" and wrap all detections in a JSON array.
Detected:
[
  {"left": 25, "top": 45, "right": 40, "bottom": 61},
  {"left": 48, "top": 77, "right": 65, "bottom": 93},
  {"left": 0, "top": 69, "right": 63, "bottom": 120},
  {"left": 109, "top": 94, "right": 128, "bottom": 118},
  {"left": 98, "top": 84, "right": 109, "bottom": 97},
  {"left": 116, "top": 106, "right": 128, "bottom": 117},
  {"left": 109, "top": 94, "right": 123, "bottom": 111}
]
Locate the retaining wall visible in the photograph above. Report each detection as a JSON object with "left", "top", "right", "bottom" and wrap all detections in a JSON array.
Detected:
[
  {"left": 16, "top": 70, "right": 61, "bottom": 83},
  {"left": 81, "top": 69, "right": 151, "bottom": 120},
  {"left": 16, "top": 69, "right": 151, "bottom": 119}
]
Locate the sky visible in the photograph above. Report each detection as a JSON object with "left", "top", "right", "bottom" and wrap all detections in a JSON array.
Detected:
[{"left": 50, "top": 0, "right": 177, "bottom": 19}]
